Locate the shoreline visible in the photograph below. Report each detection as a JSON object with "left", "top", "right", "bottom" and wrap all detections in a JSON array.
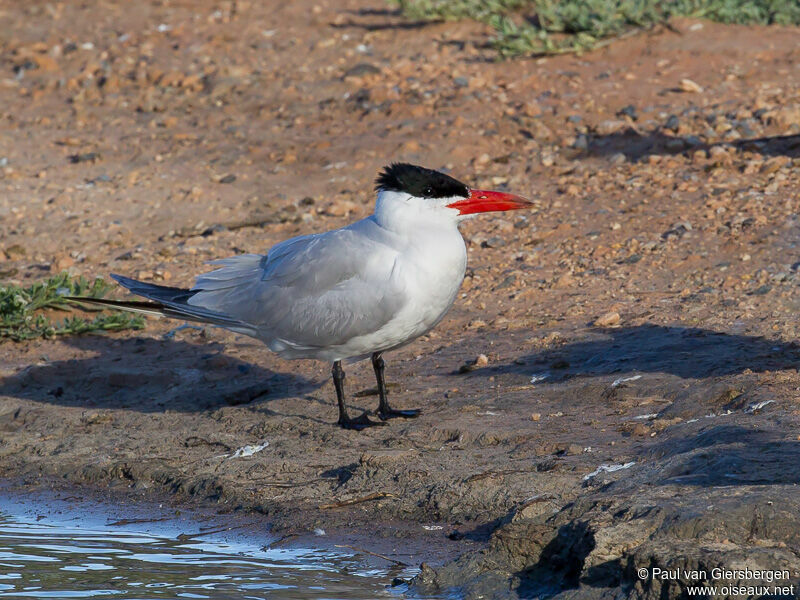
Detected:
[{"left": 0, "top": 467, "right": 477, "bottom": 576}]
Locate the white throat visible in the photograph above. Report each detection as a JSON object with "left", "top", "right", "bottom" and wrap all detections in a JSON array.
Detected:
[{"left": 373, "top": 189, "right": 464, "bottom": 233}]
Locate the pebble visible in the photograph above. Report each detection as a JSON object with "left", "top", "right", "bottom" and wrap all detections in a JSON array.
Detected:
[
  {"left": 554, "top": 272, "right": 575, "bottom": 289},
  {"left": 665, "top": 115, "right": 680, "bottom": 132},
  {"left": 52, "top": 254, "right": 75, "bottom": 270},
  {"left": 594, "top": 311, "right": 621, "bottom": 327},
  {"left": 617, "top": 104, "right": 637, "bottom": 120},
  {"left": 572, "top": 134, "right": 589, "bottom": 150},
  {"left": 344, "top": 63, "right": 380, "bottom": 78},
  {"left": 664, "top": 138, "right": 686, "bottom": 152},
  {"left": 458, "top": 353, "right": 489, "bottom": 373},
  {"left": 610, "top": 152, "right": 627, "bottom": 165},
  {"left": 4, "top": 244, "right": 26, "bottom": 258},
  {"left": 522, "top": 101, "right": 542, "bottom": 117},
  {"left": 68, "top": 152, "right": 100, "bottom": 164},
  {"left": 679, "top": 78, "right": 703, "bottom": 93},
  {"left": 708, "top": 145, "right": 730, "bottom": 160},
  {"left": 482, "top": 236, "right": 507, "bottom": 248},
  {"left": 595, "top": 119, "right": 627, "bottom": 136},
  {"left": 474, "top": 153, "right": 491, "bottom": 166},
  {"left": 565, "top": 444, "right": 583, "bottom": 456}
]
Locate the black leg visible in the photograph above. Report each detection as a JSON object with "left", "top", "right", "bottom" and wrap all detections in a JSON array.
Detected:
[
  {"left": 372, "top": 352, "right": 421, "bottom": 420},
  {"left": 332, "top": 361, "right": 385, "bottom": 430}
]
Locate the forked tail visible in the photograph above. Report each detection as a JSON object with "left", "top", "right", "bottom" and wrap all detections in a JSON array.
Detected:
[{"left": 67, "top": 273, "right": 255, "bottom": 333}]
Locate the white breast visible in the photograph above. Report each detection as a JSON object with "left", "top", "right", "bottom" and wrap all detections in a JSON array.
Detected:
[{"left": 349, "top": 224, "right": 467, "bottom": 359}]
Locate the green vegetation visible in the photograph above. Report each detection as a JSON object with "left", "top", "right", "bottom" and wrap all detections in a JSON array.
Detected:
[
  {"left": 395, "top": 0, "right": 800, "bottom": 56},
  {"left": 0, "top": 272, "right": 144, "bottom": 341}
]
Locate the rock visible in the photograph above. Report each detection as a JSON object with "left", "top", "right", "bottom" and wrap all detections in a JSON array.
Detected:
[
  {"left": 610, "top": 152, "right": 627, "bottom": 164},
  {"left": 482, "top": 236, "right": 506, "bottom": 248},
  {"left": 594, "top": 311, "right": 621, "bottom": 327},
  {"left": 664, "top": 138, "right": 686, "bottom": 152},
  {"left": 68, "top": 152, "right": 100, "bottom": 164},
  {"left": 4, "top": 244, "right": 26, "bottom": 258},
  {"left": 52, "top": 254, "right": 74, "bottom": 270},
  {"left": 617, "top": 104, "right": 638, "bottom": 120},
  {"left": 761, "top": 156, "right": 790, "bottom": 174},
  {"left": 458, "top": 353, "right": 489, "bottom": 373},
  {"left": 763, "top": 105, "right": 800, "bottom": 129},
  {"left": 32, "top": 54, "right": 58, "bottom": 72},
  {"left": 554, "top": 272, "right": 575, "bottom": 289},
  {"left": 522, "top": 101, "right": 542, "bottom": 117},
  {"left": 708, "top": 145, "right": 730, "bottom": 160},
  {"left": 572, "top": 134, "right": 589, "bottom": 150},
  {"left": 665, "top": 115, "right": 680, "bottom": 132},
  {"left": 344, "top": 63, "right": 380, "bottom": 78},
  {"left": 678, "top": 78, "right": 703, "bottom": 93},
  {"left": 324, "top": 199, "right": 358, "bottom": 217},
  {"left": 595, "top": 119, "right": 627, "bottom": 136},
  {"left": 474, "top": 153, "right": 491, "bottom": 166}
]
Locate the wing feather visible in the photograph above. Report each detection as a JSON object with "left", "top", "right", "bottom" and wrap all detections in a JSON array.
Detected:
[{"left": 188, "top": 218, "right": 407, "bottom": 351}]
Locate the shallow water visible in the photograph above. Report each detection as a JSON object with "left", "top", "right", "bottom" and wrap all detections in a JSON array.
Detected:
[{"left": 0, "top": 494, "right": 419, "bottom": 599}]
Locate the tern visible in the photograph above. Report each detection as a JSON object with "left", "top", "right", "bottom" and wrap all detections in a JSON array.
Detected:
[{"left": 71, "top": 163, "right": 532, "bottom": 430}]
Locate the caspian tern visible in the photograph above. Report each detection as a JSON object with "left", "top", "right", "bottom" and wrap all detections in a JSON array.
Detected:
[{"left": 70, "top": 163, "right": 532, "bottom": 430}]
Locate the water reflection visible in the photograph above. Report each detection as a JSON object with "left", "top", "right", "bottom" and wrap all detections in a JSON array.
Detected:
[{"left": 0, "top": 500, "right": 412, "bottom": 599}]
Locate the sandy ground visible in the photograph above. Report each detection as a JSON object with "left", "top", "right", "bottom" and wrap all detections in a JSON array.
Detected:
[{"left": 2, "top": 1, "right": 800, "bottom": 597}]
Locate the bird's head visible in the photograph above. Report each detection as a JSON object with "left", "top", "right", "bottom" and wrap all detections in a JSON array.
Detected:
[{"left": 373, "top": 163, "right": 532, "bottom": 230}]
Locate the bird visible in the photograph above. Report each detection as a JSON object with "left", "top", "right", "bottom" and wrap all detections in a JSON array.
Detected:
[{"left": 69, "top": 163, "right": 533, "bottom": 430}]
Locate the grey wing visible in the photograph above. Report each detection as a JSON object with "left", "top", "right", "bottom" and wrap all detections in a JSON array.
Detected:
[{"left": 188, "top": 222, "right": 407, "bottom": 351}]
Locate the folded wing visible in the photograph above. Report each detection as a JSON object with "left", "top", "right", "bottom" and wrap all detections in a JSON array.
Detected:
[{"left": 188, "top": 220, "right": 407, "bottom": 354}]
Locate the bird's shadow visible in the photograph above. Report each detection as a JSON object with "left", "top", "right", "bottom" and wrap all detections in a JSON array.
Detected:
[
  {"left": 473, "top": 324, "right": 799, "bottom": 381},
  {"left": 0, "top": 335, "right": 322, "bottom": 413}
]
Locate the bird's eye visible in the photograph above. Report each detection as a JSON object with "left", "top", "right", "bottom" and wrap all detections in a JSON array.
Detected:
[{"left": 424, "top": 187, "right": 433, "bottom": 196}]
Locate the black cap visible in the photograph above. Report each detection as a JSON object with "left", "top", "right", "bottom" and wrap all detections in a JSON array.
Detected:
[{"left": 375, "top": 163, "right": 469, "bottom": 199}]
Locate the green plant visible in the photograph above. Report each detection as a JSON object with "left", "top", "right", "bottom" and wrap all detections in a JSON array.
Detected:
[
  {"left": 394, "top": 0, "right": 800, "bottom": 57},
  {"left": 0, "top": 272, "right": 144, "bottom": 341}
]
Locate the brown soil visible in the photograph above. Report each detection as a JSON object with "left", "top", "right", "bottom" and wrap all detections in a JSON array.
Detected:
[{"left": 2, "top": 1, "right": 800, "bottom": 597}]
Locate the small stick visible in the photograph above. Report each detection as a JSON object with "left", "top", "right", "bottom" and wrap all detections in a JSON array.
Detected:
[
  {"left": 319, "top": 491, "right": 395, "bottom": 509},
  {"left": 334, "top": 544, "right": 409, "bottom": 566}
]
